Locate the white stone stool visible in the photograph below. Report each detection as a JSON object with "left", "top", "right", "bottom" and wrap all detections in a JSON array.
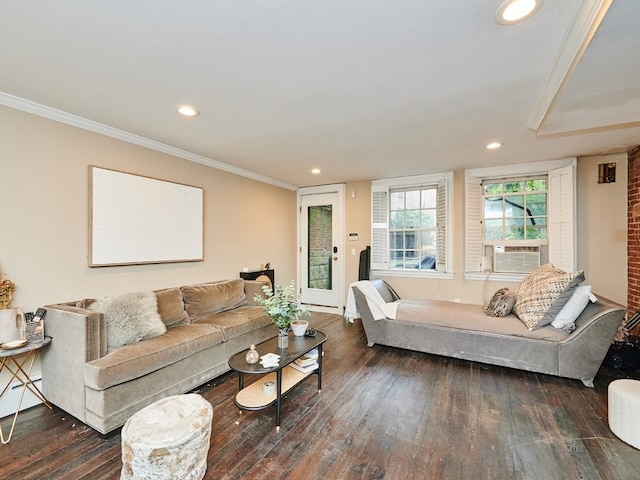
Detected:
[
  {"left": 121, "top": 394, "right": 213, "bottom": 480},
  {"left": 609, "top": 379, "right": 640, "bottom": 449}
]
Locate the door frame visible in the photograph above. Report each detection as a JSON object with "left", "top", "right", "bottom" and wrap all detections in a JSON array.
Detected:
[{"left": 297, "top": 183, "right": 346, "bottom": 313}]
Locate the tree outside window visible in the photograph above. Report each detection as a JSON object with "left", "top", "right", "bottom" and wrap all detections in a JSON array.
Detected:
[{"left": 483, "top": 178, "right": 547, "bottom": 242}]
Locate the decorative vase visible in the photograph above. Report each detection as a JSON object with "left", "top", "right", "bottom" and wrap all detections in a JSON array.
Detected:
[
  {"left": 245, "top": 344, "right": 259, "bottom": 364},
  {"left": 277, "top": 328, "right": 289, "bottom": 349}
]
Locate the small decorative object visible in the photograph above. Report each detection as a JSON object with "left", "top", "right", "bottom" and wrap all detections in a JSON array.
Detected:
[
  {"left": 0, "top": 273, "right": 16, "bottom": 310},
  {"left": 245, "top": 344, "right": 259, "bottom": 364},
  {"left": 259, "top": 353, "right": 280, "bottom": 368},
  {"left": 254, "top": 281, "right": 309, "bottom": 350},
  {"left": 0, "top": 339, "right": 28, "bottom": 350},
  {"left": 291, "top": 320, "right": 309, "bottom": 337},
  {"left": 263, "top": 381, "right": 276, "bottom": 396},
  {"left": 0, "top": 307, "right": 25, "bottom": 344}
]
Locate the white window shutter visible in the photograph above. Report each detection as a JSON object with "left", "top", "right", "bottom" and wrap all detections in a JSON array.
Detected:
[
  {"left": 548, "top": 161, "right": 576, "bottom": 272},
  {"left": 371, "top": 184, "right": 389, "bottom": 270},
  {"left": 465, "top": 174, "right": 483, "bottom": 272},
  {"left": 436, "top": 179, "right": 447, "bottom": 272}
]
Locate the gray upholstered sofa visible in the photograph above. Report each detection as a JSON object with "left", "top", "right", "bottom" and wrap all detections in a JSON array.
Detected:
[
  {"left": 42, "top": 278, "right": 277, "bottom": 434},
  {"left": 350, "top": 279, "right": 625, "bottom": 387}
]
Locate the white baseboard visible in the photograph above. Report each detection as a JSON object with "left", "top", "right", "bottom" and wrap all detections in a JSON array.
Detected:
[
  {"left": 304, "top": 305, "right": 343, "bottom": 315},
  {"left": 0, "top": 374, "right": 43, "bottom": 419}
]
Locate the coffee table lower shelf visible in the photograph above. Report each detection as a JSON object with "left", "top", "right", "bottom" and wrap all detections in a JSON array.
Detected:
[{"left": 234, "top": 365, "right": 317, "bottom": 410}]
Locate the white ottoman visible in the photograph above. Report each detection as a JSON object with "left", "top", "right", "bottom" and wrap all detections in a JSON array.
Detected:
[
  {"left": 121, "top": 394, "right": 213, "bottom": 480},
  {"left": 609, "top": 379, "right": 640, "bottom": 449}
]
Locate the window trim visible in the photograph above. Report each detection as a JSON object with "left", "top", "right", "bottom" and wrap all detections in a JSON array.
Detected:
[
  {"left": 464, "top": 158, "right": 577, "bottom": 281},
  {"left": 371, "top": 171, "right": 454, "bottom": 278}
]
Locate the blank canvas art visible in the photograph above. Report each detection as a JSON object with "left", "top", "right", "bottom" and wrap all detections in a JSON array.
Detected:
[{"left": 89, "top": 166, "right": 204, "bottom": 267}]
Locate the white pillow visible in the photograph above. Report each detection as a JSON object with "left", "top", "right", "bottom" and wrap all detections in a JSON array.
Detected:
[
  {"left": 88, "top": 291, "right": 167, "bottom": 349},
  {"left": 551, "top": 285, "right": 596, "bottom": 332}
]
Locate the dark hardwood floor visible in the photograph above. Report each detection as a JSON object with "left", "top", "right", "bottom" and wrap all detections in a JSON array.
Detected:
[{"left": 2, "top": 312, "right": 640, "bottom": 479}]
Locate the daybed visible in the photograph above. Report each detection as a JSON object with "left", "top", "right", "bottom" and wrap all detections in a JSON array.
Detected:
[
  {"left": 42, "top": 278, "right": 277, "bottom": 434},
  {"left": 348, "top": 274, "right": 626, "bottom": 387}
]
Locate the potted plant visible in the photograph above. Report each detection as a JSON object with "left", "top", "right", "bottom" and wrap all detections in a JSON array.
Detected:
[{"left": 255, "top": 280, "right": 309, "bottom": 349}]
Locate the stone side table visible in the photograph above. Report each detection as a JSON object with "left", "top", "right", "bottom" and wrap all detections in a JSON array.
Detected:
[{"left": 121, "top": 394, "right": 213, "bottom": 480}]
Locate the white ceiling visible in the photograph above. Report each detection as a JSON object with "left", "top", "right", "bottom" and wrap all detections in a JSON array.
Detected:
[{"left": 1, "top": 0, "right": 638, "bottom": 189}]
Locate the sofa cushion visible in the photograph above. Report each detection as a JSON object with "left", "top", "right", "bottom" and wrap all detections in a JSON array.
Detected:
[
  {"left": 155, "top": 287, "right": 190, "bottom": 327},
  {"left": 395, "top": 299, "right": 568, "bottom": 341},
  {"left": 192, "top": 305, "right": 274, "bottom": 341},
  {"left": 84, "top": 324, "right": 224, "bottom": 390},
  {"left": 484, "top": 288, "right": 516, "bottom": 317},
  {"left": 513, "top": 263, "right": 585, "bottom": 331},
  {"left": 87, "top": 291, "right": 167, "bottom": 350},
  {"left": 181, "top": 279, "right": 247, "bottom": 321}
]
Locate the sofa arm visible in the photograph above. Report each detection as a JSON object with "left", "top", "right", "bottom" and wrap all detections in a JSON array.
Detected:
[
  {"left": 244, "top": 279, "right": 270, "bottom": 306},
  {"left": 40, "top": 303, "right": 106, "bottom": 423},
  {"left": 558, "top": 295, "right": 625, "bottom": 386}
]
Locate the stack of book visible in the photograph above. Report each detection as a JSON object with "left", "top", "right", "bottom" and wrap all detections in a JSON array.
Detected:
[{"left": 290, "top": 349, "right": 319, "bottom": 373}]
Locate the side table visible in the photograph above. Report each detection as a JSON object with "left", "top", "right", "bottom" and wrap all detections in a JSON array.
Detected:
[{"left": 0, "top": 336, "right": 52, "bottom": 444}]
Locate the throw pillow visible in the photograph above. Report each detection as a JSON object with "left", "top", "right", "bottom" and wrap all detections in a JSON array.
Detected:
[
  {"left": 513, "top": 263, "right": 585, "bottom": 331},
  {"left": 155, "top": 287, "right": 190, "bottom": 327},
  {"left": 551, "top": 285, "right": 595, "bottom": 333},
  {"left": 88, "top": 291, "right": 167, "bottom": 349},
  {"left": 484, "top": 288, "right": 516, "bottom": 317},
  {"left": 181, "top": 278, "right": 247, "bottom": 320}
]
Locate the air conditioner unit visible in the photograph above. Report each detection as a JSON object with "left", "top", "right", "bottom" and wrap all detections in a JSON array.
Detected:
[{"left": 493, "top": 246, "right": 540, "bottom": 274}]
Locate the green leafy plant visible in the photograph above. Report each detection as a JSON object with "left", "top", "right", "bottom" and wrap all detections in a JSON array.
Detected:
[{"left": 254, "top": 281, "right": 309, "bottom": 330}]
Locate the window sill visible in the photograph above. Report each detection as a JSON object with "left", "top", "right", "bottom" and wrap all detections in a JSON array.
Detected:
[
  {"left": 464, "top": 272, "right": 527, "bottom": 283},
  {"left": 371, "top": 269, "right": 455, "bottom": 280}
]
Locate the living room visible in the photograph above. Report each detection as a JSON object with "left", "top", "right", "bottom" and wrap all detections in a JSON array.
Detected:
[{"left": 1, "top": 1, "right": 640, "bottom": 478}]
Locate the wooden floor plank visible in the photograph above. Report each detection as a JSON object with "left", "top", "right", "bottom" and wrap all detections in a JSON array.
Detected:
[{"left": 2, "top": 312, "right": 640, "bottom": 479}]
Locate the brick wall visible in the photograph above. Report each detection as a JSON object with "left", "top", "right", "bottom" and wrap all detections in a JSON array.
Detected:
[{"left": 628, "top": 145, "right": 640, "bottom": 320}]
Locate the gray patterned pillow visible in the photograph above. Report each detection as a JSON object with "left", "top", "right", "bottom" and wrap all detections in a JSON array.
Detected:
[
  {"left": 484, "top": 288, "right": 516, "bottom": 317},
  {"left": 513, "top": 263, "right": 585, "bottom": 331}
]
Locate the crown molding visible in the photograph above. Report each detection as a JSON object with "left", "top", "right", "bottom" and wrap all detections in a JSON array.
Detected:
[
  {"left": 527, "top": 0, "right": 613, "bottom": 132},
  {"left": 0, "top": 91, "right": 297, "bottom": 191}
]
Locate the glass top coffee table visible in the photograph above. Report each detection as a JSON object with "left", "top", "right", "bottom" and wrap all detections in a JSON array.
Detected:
[{"left": 228, "top": 330, "right": 327, "bottom": 431}]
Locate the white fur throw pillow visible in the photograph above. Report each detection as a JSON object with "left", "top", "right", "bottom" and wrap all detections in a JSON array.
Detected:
[{"left": 88, "top": 291, "right": 167, "bottom": 349}]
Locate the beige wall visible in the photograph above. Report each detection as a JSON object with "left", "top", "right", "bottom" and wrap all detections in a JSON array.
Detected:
[
  {"left": 0, "top": 105, "right": 297, "bottom": 314},
  {"left": 576, "top": 154, "right": 628, "bottom": 305},
  {"left": 343, "top": 181, "right": 372, "bottom": 290},
  {"left": 344, "top": 157, "right": 628, "bottom": 307}
]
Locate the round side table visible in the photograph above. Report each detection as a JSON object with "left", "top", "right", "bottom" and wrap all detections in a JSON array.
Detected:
[{"left": 0, "top": 336, "right": 52, "bottom": 444}]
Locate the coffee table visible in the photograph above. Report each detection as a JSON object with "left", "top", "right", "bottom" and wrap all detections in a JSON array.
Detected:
[{"left": 228, "top": 330, "right": 327, "bottom": 431}]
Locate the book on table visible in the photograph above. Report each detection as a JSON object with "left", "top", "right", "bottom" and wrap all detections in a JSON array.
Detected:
[
  {"left": 290, "top": 361, "right": 318, "bottom": 374},
  {"left": 295, "top": 349, "right": 319, "bottom": 366}
]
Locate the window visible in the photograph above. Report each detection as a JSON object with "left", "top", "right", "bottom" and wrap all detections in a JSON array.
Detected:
[
  {"left": 390, "top": 187, "right": 438, "bottom": 270},
  {"left": 371, "top": 172, "right": 453, "bottom": 276},
  {"left": 465, "top": 159, "right": 576, "bottom": 278},
  {"left": 483, "top": 177, "right": 547, "bottom": 242}
]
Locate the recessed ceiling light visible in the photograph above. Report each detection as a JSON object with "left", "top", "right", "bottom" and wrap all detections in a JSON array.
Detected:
[
  {"left": 176, "top": 105, "right": 199, "bottom": 117},
  {"left": 487, "top": 142, "right": 503, "bottom": 150},
  {"left": 311, "top": 168, "right": 321, "bottom": 174},
  {"left": 495, "top": 0, "right": 543, "bottom": 25}
]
